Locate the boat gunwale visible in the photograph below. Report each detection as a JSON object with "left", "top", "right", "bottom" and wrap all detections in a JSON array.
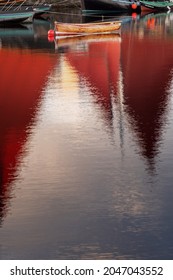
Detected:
[{"left": 54, "top": 20, "right": 121, "bottom": 36}]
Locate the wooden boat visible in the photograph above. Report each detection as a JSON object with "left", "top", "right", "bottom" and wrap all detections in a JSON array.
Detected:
[
  {"left": 80, "top": 0, "right": 141, "bottom": 13},
  {"left": 140, "top": 0, "right": 173, "bottom": 12},
  {"left": 54, "top": 21, "right": 121, "bottom": 37}
]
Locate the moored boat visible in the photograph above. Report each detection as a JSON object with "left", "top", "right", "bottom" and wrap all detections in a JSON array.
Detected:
[
  {"left": 140, "top": 0, "right": 173, "bottom": 12},
  {"left": 80, "top": 0, "right": 141, "bottom": 13},
  {"left": 0, "top": 9, "right": 35, "bottom": 24},
  {"left": 53, "top": 21, "right": 121, "bottom": 37},
  {"left": 0, "top": 1, "right": 52, "bottom": 20}
]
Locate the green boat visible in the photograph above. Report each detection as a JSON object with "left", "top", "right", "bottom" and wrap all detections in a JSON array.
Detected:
[
  {"left": 0, "top": 11, "right": 34, "bottom": 24},
  {"left": 0, "top": 9, "right": 34, "bottom": 24},
  {"left": 0, "top": 1, "right": 52, "bottom": 24},
  {"left": 140, "top": 0, "right": 173, "bottom": 12}
]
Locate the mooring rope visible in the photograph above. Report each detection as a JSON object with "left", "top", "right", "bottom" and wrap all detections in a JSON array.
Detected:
[{"left": 47, "top": 10, "right": 119, "bottom": 19}]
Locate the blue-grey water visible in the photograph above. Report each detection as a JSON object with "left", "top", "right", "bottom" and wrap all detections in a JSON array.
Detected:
[{"left": 0, "top": 11, "right": 173, "bottom": 260}]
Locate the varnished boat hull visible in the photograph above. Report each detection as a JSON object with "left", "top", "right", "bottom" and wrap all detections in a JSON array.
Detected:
[{"left": 54, "top": 21, "right": 121, "bottom": 36}]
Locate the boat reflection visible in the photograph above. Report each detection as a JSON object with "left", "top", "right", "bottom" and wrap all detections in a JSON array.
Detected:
[
  {"left": 54, "top": 13, "right": 173, "bottom": 174},
  {"left": 55, "top": 34, "right": 121, "bottom": 133},
  {"left": 0, "top": 19, "right": 54, "bottom": 51},
  {"left": 121, "top": 12, "right": 173, "bottom": 172},
  {"left": 137, "top": 11, "right": 173, "bottom": 36},
  {"left": 0, "top": 24, "right": 57, "bottom": 226},
  {"left": 1, "top": 15, "right": 173, "bottom": 259}
]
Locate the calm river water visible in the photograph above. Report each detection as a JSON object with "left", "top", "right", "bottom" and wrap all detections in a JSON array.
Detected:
[{"left": 0, "top": 10, "right": 173, "bottom": 260}]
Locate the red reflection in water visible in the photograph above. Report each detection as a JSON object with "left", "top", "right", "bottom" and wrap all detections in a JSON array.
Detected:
[
  {"left": 56, "top": 17, "right": 173, "bottom": 173},
  {"left": 57, "top": 35, "right": 121, "bottom": 122},
  {"left": 121, "top": 17, "right": 173, "bottom": 169},
  {"left": 0, "top": 48, "right": 56, "bottom": 223}
]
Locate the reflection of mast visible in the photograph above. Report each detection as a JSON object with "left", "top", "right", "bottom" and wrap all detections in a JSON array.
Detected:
[
  {"left": 111, "top": 66, "right": 125, "bottom": 154},
  {"left": 116, "top": 67, "right": 125, "bottom": 154}
]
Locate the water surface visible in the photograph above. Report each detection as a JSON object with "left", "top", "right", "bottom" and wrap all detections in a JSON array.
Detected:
[{"left": 0, "top": 13, "right": 173, "bottom": 259}]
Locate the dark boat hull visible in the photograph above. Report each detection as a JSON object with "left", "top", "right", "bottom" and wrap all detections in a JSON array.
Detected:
[
  {"left": 81, "top": 0, "right": 140, "bottom": 13},
  {"left": 0, "top": 4, "right": 52, "bottom": 19},
  {"left": 33, "top": 4, "right": 52, "bottom": 18},
  {"left": 140, "top": 1, "right": 173, "bottom": 12},
  {"left": 0, "top": 10, "right": 34, "bottom": 24}
]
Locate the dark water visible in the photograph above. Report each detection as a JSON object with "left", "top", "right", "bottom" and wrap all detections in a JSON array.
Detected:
[{"left": 0, "top": 11, "right": 173, "bottom": 260}]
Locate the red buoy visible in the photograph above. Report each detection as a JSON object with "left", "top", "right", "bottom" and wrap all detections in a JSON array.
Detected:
[
  {"left": 48, "top": 29, "right": 55, "bottom": 37},
  {"left": 131, "top": 3, "right": 137, "bottom": 9}
]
